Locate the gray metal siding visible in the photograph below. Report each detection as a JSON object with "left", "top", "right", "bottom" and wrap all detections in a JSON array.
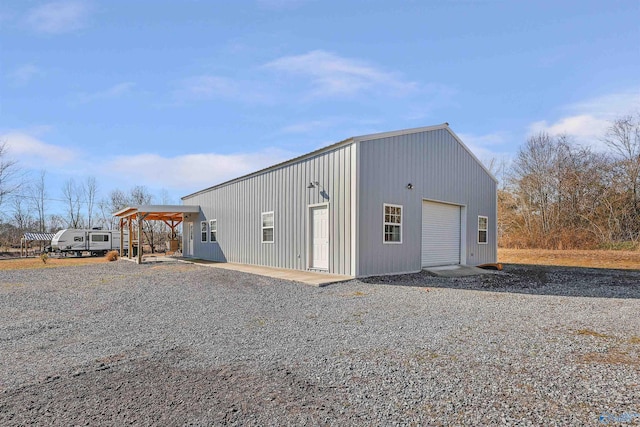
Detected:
[
  {"left": 357, "top": 128, "right": 497, "bottom": 276},
  {"left": 182, "top": 144, "right": 356, "bottom": 276}
]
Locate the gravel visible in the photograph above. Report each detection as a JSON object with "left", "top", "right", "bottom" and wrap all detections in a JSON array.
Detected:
[{"left": 0, "top": 261, "right": 638, "bottom": 426}]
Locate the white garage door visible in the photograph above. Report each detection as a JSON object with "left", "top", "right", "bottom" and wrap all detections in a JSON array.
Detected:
[{"left": 422, "top": 201, "right": 461, "bottom": 267}]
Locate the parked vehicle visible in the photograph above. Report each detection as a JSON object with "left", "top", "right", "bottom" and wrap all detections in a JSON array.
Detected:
[{"left": 50, "top": 229, "right": 129, "bottom": 257}]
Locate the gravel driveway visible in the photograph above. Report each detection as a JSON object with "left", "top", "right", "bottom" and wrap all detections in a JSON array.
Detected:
[{"left": 0, "top": 261, "right": 638, "bottom": 426}]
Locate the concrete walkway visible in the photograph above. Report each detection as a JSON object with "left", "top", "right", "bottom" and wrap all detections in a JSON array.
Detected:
[
  {"left": 424, "top": 265, "right": 497, "bottom": 277},
  {"left": 138, "top": 255, "right": 353, "bottom": 286},
  {"left": 131, "top": 255, "right": 493, "bottom": 283},
  {"left": 186, "top": 259, "right": 353, "bottom": 286}
]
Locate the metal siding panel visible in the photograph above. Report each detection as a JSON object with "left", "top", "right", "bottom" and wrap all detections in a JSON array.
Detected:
[
  {"left": 181, "top": 143, "right": 355, "bottom": 276},
  {"left": 357, "top": 128, "right": 496, "bottom": 276}
]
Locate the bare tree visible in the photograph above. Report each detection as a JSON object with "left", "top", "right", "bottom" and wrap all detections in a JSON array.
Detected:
[
  {"left": 48, "top": 214, "right": 66, "bottom": 233},
  {"left": 97, "top": 189, "right": 129, "bottom": 230},
  {"left": 510, "top": 132, "right": 559, "bottom": 241},
  {"left": 61, "top": 178, "right": 83, "bottom": 228},
  {"left": 602, "top": 114, "right": 640, "bottom": 222},
  {"left": 128, "top": 186, "right": 158, "bottom": 252},
  {"left": 504, "top": 132, "right": 614, "bottom": 249},
  {"left": 82, "top": 176, "right": 98, "bottom": 229},
  {"left": 483, "top": 156, "right": 510, "bottom": 190},
  {"left": 28, "top": 170, "right": 47, "bottom": 233},
  {"left": 11, "top": 196, "right": 33, "bottom": 233},
  {"left": 129, "top": 185, "right": 153, "bottom": 205},
  {"left": 0, "top": 141, "right": 21, "bottom": 211}
]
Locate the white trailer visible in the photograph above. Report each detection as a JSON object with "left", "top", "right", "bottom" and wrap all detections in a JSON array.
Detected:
[{"left": 51, "top": 229, "right": 129, "bottom": 257}]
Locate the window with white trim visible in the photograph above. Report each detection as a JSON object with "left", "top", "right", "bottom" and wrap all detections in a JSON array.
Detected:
[
  {"left": 478, "top": 216, "right": 488, "bottom": 244},
  {"left": 383, "top": 204, "right": 402, "bottom": 243},
  {"left": 262, "top": 211, "right": 274, "bottom": 243},
  {"left": 210, "top": 219, "right": 217, "bottom": 242},
  {"left": 201, "top": 221, "right": 207, "bottom": 242}
]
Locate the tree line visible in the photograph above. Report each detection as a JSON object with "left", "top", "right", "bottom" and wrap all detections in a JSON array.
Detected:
[
  {"left": 0, "top": 152, "right": 174, "bottom": 252},
  {"left": 497, "top": 114, "right": 639, "bottom": 249},
  {"left": 1, "top": 114, "right": 639, "bottom": 252}
]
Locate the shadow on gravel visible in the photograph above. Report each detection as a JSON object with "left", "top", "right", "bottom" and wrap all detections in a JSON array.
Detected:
[
  {"left": 0, "top": 348, "right": 354, "bottom": 426},
  {"left": 358, "top": 264, "right": 640, "bottom": 299}
]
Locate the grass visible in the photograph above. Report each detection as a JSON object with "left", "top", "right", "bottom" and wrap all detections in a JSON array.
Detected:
[
  {"left": 578, "top": 349, "right": 639, "bottom": 366},
  {"left": 576, "top": 329, "right": 611, "bottom": 339},
  {"left": 105, "top": 250, "right": 119, "bottom": 262},
  {"left": 0, "top": 256, "right": 108, "bottom": 271},
  {"left": 498, "top": 248, "right": 640, "bottom": 270}
]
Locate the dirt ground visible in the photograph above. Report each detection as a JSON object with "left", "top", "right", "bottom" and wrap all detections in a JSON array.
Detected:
[
  {"left": 498, "top": 248, "right": 640, "bottom": 270},
  {"left": 2, "top": 249, "right": 637, "bottom": 272},
  {"left": 0, "top": 256, "right": 109, "bottom": 270}
]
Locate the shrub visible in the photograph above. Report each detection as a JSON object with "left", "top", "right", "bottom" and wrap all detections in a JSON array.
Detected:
[
  {"left": 105, "top": 250, "right": 119, "bottom": 262},
  {"left": 40, "top": 253, "right": 49, "bottom": 264}
]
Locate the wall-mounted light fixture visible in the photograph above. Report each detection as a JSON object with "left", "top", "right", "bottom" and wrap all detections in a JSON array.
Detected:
[
  {"left": 307, "top": 181, "right": 319, "bottom": 189},
  {"left": 406, "top": 183, "right": 414, "bottom": 190}
]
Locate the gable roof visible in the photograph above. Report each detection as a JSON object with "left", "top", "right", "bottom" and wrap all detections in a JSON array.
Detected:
[{"left": 182, "top": 123, "right": 496, "bottom": 199}]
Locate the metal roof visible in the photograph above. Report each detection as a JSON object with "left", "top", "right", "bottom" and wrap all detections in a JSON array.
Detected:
[
  {"left": 23, "top": 232, "right": 55, "bottom": 241},
  {"left": 112, "top": 204, "right": 200, "bottom": 221},
  {"left": 181, "top": 123, "right": 496, "bottom": 199}
]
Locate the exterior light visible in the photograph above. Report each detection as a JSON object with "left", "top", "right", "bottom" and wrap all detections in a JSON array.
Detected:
[{"left": 406, "top": 183, "right": 414, "bottom": 190}]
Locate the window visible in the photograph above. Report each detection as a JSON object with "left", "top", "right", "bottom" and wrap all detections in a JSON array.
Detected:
[
  {"left": 478, "top": 216, "right": 488, "bottom": 244},
  {"left": 383, "top": 204, "right": 402, "bottom": 243},
  {"left": 262, "top": 211, "right": 274, "bottom": 243},
  {"left": 91, "top": 234, "right": 109, "bottom": 242},
  {"left": 210, "top": 219, "right": 217, "bottom": 242},
  {"left": 201, "top": 221, "right": 208, "bottom": 242}
]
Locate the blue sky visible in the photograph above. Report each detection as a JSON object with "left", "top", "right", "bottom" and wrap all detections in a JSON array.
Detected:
[{"left": 1, "top": 0, "right": 639, "bottom": 215}]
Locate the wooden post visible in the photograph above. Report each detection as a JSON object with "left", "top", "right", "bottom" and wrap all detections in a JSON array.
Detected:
[
  {"left": 128, "top": 216, "right": 133, "bottom": 260},
  {"left": 137, "top": 213, "right": 143, "bottom": 264},
  {"left": 119, "top": 218, "right": 124, "bottom": 258}
]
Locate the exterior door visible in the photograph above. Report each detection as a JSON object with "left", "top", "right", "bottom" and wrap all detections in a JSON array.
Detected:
[
  {"left": 310, "top": 205, "right": 329, "bottom": 270},
  {"left": 186, "top": 223, "right": 194, "bottom": 257},
  {"left": 422, "top": 201, "right": 461, "bottom": 267}
]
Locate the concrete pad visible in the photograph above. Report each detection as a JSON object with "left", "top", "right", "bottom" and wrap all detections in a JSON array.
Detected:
[
  {"left": 175, "top": 258, "right": 353, "bottom": 287},
  {"left": 425, "top": 265, "right": 495, "bottom": 277}
]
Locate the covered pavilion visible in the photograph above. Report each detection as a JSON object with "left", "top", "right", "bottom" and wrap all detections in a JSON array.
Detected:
[{"left": 112, "top": 205, "right": 200, "bottom": 264}]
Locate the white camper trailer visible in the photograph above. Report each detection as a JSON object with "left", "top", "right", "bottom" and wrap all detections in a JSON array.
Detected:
[{"left": 51, "top": 229, "right": 129, "bottom": 257}]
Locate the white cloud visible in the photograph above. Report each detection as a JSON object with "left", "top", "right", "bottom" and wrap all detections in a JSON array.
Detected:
[
  {"left": 25, "top": 1, "right": 91, "bottom": 34},
  {"left": 527, "top": 88, "right": 640, "bottom": 150},
  {"left": 173, "top": 75, "right": 271, "bottom": 105},
  {"left": 567, "top": 91, "right": 640, "bottom": 119},
  {"left": 1, "top": 131, "right": 77, "bottom": 167},
  {"left": 103, "top": 148, "right": 295, "bottom": 191},
  {"left": 280, "top": 119, "right": 340, "bottom": 134},
  {"left": 457, "top": 131, "right": 514, "bottom": 168},
  {"left": 177, "top": 76, "right": 238, "bottom": 100},
  {"left": 264, "top": 50, "right": 418, "bottom": 98},
  {"left": 8, "top": 64, "right": 42, "bottom": 86},
  {"left": 457, "top": 131, "right": 510, "bottom": 148},
  {"left": 75, "top": 82, "right": 135, "bottom": 104},
  {"left": 529, "top": 115, "right": 610, "bottom": 140}
]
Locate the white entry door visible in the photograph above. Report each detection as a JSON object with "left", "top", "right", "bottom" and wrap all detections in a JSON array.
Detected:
[
  {"left": 186, "top": 222, "right": 194, "bottom": 257},
  {"left": 310, "top": 205, "right": 329, "bottom": 270}
]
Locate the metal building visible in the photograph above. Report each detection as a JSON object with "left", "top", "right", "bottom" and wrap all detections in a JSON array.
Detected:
[{"left": 181, "top": 123, "right": 497, "bottom": 277}]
